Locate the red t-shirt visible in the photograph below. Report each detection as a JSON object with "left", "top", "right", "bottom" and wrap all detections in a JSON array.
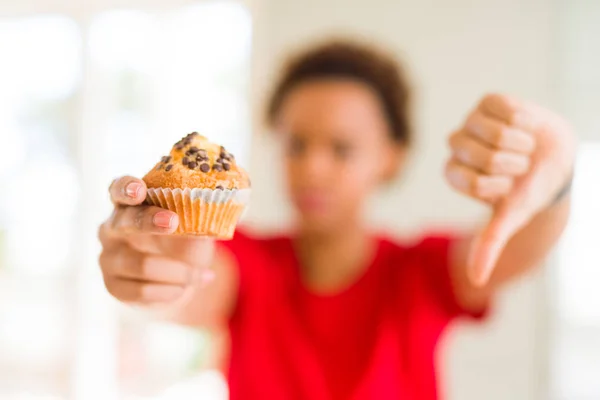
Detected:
[{"left": 220, "top": 231, "right": 484, "bottom": 400}]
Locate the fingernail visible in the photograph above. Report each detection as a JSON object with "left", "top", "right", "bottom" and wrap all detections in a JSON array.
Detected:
[
  {"left": 469, "top": 236, "right": 503, "bottom": 287},
  {"left": 447, "top": 169, "right": 467, "bottom": 190},
  {"left": 192, "top": 268, "right": 215, "bottom": 286},
  {"left": 153, "top": 211, "right": 174, "bottom": 228},
  {"left": 469, "top": 264, "right": 490, "bottom": 287},
  {"left": 126, "top": 182, "right": 142, "bottom": 198},
  {"left": 513, "top": 112, "right": 536, "bottom": 130},
  {"left": 476, "top": 265, "right": 493, "bottom": 287},
  {"left": 455, "top": 148, "right": 472, "bottom": 165},
  {"left": 467, "top": 238, "right": 480, "bottom": 280},
  {"left": 200, "top": 269, "right": 215, "bottom": 284}
]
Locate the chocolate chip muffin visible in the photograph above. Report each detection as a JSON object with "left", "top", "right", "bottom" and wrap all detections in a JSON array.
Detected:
[{"left": 143, "top": 132, "right": 250, "bottom": 239}]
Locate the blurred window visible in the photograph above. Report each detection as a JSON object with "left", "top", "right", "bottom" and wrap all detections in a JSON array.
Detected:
[
  {"left": 550, "top": 1, "right": 600, "bottom": 399},
  {"left": 0, "top": 2, "right": 251, "bottom": 400},
  {"left": 0, "top": 15, "right": 81, "bottom": 399},
  {"left": 551, "top": 144, "right": 600, "bottom": 400}
]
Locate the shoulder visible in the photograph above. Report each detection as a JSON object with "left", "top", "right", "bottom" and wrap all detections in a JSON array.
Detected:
[
  {"left": 379, "top": 231, "right": 458, "bottom": 264},
  {"left": 219, "top": 227, "right": 295, "bottom": 315},
  {"left": 218, "top": 226, "right": 293, "bottom": 268},
  {"left": 221, "top": 227, "right": 290, "bottom": 250}
]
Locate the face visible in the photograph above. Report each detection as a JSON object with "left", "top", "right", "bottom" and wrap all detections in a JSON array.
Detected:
[{"left": 275, "top": 79, "right": 404, "bottom": 234}]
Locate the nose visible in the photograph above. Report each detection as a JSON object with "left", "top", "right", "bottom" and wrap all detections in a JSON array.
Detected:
[{"left": 297, "top": 149, "right": 333, "bottom": 188}]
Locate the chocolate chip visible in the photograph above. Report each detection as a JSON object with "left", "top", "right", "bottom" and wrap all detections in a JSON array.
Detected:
[
  {"left": 187, "top": 161, "right": 198, "bottom": 169},
  {"left": 216, "top": 185, "right": 224, "bottom": 190},
  {"left": 200, "top": 163, "right": 210, "bottom": 173},
  {"left": 165, "top": 164, "right": 173, "bottom": 172},
  {"left": 223, "top": 162, "right": 231, "bottom": 171},
  {"left": 182, "top": 156, "right": 189, "bottom": 165},
  {"left": 175, "top": 144, "right": 184, "bottom": 150},
  {"left": 188, "top": 146, "right": 199, "bottom": 154},
  {"left": 161, "top": 155, "right": 172, "bottom": 163},
  {"left": 212, "top": 164, "right": 223, "bottom": 172},
  {"left": 196, "top": 155, "right": 208, "bottom": 162}
]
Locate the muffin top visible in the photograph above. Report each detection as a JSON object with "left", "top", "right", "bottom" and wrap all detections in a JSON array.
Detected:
[{"left": 143, "top": 132, "right": 250, "bottom": 190}]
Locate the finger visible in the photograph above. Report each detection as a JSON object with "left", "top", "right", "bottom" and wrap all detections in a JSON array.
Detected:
[
  {"left": 479, "top": 93, "right": 541, "bottom": 133},
  {"left": 100, "top": 244, "right": 192, "bottom": 285},
  {"left": 445, "top": 159, "right": 514, "bottom": 202},
  {"left": 98, "top": 221, "right": 122, "bottom": 250},
  {"left": 198, "top": 268, "right": 216, "bottom": 287},
  {"left": 109, "top": 176, "right": 147, "bottom": 206},
  {"left": 155, "top": 236, "right": 216, "bottom": 267},
  {"left": 449, "top": 132, "right": 531, "bottom": 176},
  {"left": 467, "top": 197, "right": 529, "bottom": 286},
  {"left": 103, "top": 276, "right": 185, "bottom": 304},
  {"left": 125, "top": 234, "right": 215, "bottom": 267},
  {"left": 109, "top": 205, "right": 179, "bottom": 235},
  {"left": 464, "top": 111, "right": 536, "bottom": 154}
]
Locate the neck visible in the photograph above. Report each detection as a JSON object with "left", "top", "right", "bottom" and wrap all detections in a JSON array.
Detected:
[{"left": 295, "top": 222, "right": 375, "bottom": 294}]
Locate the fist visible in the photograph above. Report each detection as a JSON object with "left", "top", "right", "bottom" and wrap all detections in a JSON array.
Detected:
[
  {"left": 445, "top": 93, "right": 575, "bottom": 284},
  {"left": 98, "top": 176, "right": 215, "bottom": 307}
]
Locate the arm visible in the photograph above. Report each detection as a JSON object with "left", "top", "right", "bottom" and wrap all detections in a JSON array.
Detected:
[
  {"left": 444, "top": 94, "right": 575, "bottom": 312},
  {"left": 451, "top": 191, "right": 570, "bottom": 312}
]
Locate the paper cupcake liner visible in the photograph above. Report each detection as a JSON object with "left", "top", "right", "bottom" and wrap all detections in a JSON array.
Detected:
[{"left": 146, "top": 188, "right": 250, "bottom": 239}]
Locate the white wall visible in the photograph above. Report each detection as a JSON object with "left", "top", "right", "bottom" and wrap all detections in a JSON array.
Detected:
[
  {"left": 550, "top": 1, "right": 600, "bottom": 398},
  {"left": 245, "top": 0, "right": 558, "bottom": 399}
]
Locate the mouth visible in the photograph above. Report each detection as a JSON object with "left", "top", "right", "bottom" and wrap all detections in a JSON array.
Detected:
[{"left": 293, "top": 191, "right": 332, "bottom": 215}]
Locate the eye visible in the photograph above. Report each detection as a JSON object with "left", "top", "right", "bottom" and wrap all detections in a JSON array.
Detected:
[
  {"left": 287, "top": 134, "right": 305, "bottom": 157},
  {"left": 332, "top": 141, "right": 353, "bottom": 160}
]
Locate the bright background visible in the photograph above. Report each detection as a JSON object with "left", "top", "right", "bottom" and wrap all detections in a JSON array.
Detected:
[{"left": 0, "top": 0, "right": 599, "bottom": 399}]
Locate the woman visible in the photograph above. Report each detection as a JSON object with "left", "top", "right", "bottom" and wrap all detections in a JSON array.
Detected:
[{"left": 99, "top": 40, "right": 574, "bottom": 399}]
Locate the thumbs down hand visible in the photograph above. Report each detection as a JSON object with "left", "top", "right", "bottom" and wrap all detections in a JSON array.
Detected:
[{"left": 445, "top": 94, "right": 575, "bottom": 286}]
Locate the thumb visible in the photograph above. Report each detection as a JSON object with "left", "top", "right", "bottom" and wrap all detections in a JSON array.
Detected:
[{"left": 468, "top": 198, "right": 529, "bottom": 286}]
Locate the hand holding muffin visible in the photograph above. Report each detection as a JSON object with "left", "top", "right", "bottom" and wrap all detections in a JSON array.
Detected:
[{"left": 98, "top": 132, "right": 250, "bottom": 306}]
